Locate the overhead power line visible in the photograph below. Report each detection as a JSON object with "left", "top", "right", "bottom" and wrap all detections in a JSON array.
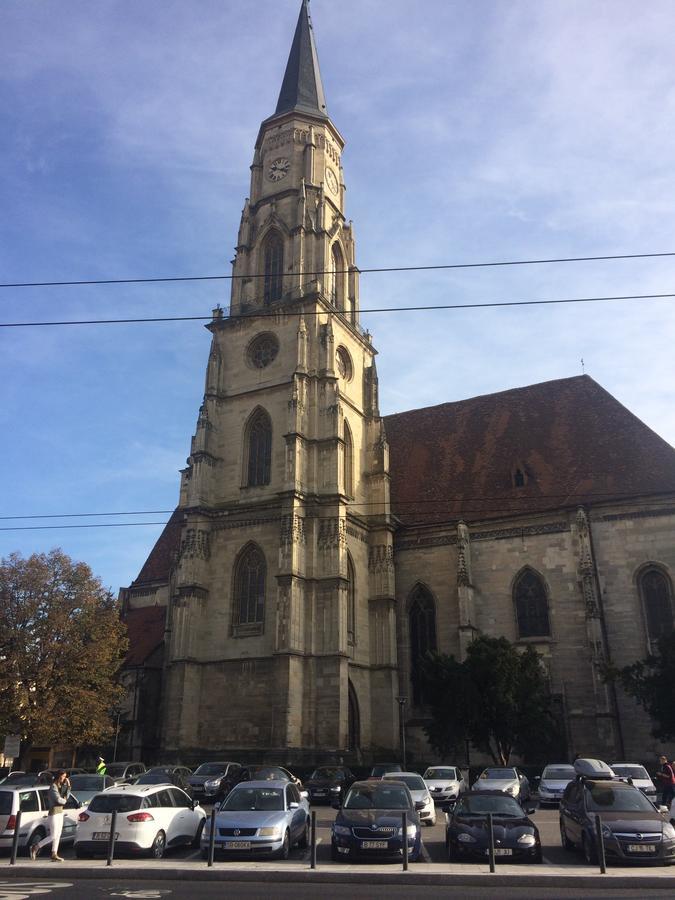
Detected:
[
  {"left": 2, "top": 250, "right": 675, "bottom": 289},
  {"left": 3, "top": 290, "right": 675, "bottom": 329}
]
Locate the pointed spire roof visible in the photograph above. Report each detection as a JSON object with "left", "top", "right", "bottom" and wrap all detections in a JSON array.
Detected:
[{"left": 273, "top": 0, "right": 328, "bottom": 120}]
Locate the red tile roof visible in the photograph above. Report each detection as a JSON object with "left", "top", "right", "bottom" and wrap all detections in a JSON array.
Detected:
[
  {"left": 384, "top": 375, "right": 675, "bottom": 526},
  {"left": 132, "top": 508, "right": 184, "bottom": 585},
  {"left": 124, "top": 605, "right": 166, "bottom": 666}
]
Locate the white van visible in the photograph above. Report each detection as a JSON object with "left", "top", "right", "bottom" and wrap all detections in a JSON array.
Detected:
[{"left": 0, "top": 785, "right": 83, "bottom": 854}]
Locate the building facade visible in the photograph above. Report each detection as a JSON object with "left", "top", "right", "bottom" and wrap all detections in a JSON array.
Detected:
[{"left": 120, "top": 1, "right": 675, "bottom": 765}]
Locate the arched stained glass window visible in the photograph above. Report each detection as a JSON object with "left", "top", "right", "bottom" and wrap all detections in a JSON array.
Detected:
[
  {"left": 639, "top": 567, "right": 673, "bottom": 647},
  {"left": 233, "top": 544, "right": 266, "bottom": 627},
  {"left": 343, "top": 420, "right": 353, "bottom": 497},
  {"left": 409, "top": 585, "right": 437, "bottom": 706},
  {"left": 246, "top": 409, "right": 272, "bottom": 486},
  {"left": 514, "top": 569, "right": 551, "bottom": 638},
  {"left": 347, "top": 553, "right": 356, "bottom": 645},
  {"left": 263, "top": 232, "right": 284, "bottom": 305}
]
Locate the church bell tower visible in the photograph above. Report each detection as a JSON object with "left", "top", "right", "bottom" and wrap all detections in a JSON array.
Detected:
[{"left": 161, "top": 0, "right": 399, "bottom": 762}]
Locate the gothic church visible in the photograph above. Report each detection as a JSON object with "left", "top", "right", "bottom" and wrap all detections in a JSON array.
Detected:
[{"left": 121, "top": 1, "right": 675, "bottom": 766}]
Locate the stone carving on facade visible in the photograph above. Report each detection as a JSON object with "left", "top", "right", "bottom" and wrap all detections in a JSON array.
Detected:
[
  {"left": 280, "top": 514, "right": 306, "bottom": 546},
  {"left": 368, "top": 545, "right": 394, "bottom": 572},
  {"left": 276, "top": 586, "right": 290, "bottom": 649},
  {"left": 178, "top": 528, "right": 211, "bottom": 562},
  {"left": 456, "top": 521, "right": 472, "bottom": 587},
  {"left": 318, "top": 518, "right": 347, "bottom": 548}
]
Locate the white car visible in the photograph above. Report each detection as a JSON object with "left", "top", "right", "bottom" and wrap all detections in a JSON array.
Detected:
[
  {"left": 381, "top": 772, "right": 436, "bottom": 826},
  {"left": 75, "top": 783, "right": 205, "bottom": 858},
  {"left": 537, "top": 764, "right": 575, "bottom": 807},
  {"left": 422, "top": 766, "right": 467, "bottom": 808},
  {"left": 610, "top": 763, "right": 658, "bottom": 801},
  {"left": 472, "top": 766, "right": 531, "bottom": 801},
  {"left": 0, "top": 785, "right": 83, "bottom": 855}
]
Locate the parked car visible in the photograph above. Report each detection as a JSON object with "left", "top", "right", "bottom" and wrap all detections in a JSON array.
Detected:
[
  {"left": 0, "top": 785, "right": 83, "bottom": 855},
  {"left": 422, "top": 766, "right": 468, "bottom": 809},
  {"left": 330, "top": 779, "right": 423, "bottom": 862},
  {"left": 69, "top": 774, "right": 116, "bottom": 806},
  {"left": 610, "top": 763, "right": 658, "bottom": 801},
  {"left": 187, "top": 762, "right": 242, "bottom": 802},
  {"left": 304, "top": 766, "right": 355, "bottom": 805},
  {"left": 446, "top": 790, "right": 542, "bottom": 863},
  {"left": 243, "top": 766, "right": 304, "bottom": 792},
  {"left": 135, "top": 767, "right": 193, "bottom": 796},
  {"left": 368, "top": 763, "right": 403, "bottom": 780},
  {"left": 0, "top": 772, "right": 35, "bottom": 787},
  {"left": 538, "top": 764, "right": 576, "bottom": 807},
  {"left": 75, "top": 783, "right": 205, "bottom": 858},
  {"left": 105, "top": 762, "right": 147, "bottom": 785},
  {"left": 559, "top": 759, "right": 675, "bottom": 865},
  {"left": 473, "top": 767, "right": 531, "bottom": 802},
  {"left": 200, "top": 779, "right": 309, "bottom": 860},
  {"left": 382, "top": 772, "right": 436, "bottom": 826}
]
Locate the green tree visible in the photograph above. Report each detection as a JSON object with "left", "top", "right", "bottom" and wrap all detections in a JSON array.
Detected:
[
  {"left": 422, "top": 635, "right": 559, "bottom": 765},
  {"left": 605, "top": 631, "right": 675, "bottom": 741},
  {"left": 0, "top": 549, "right": 128, "bottom": 764}
]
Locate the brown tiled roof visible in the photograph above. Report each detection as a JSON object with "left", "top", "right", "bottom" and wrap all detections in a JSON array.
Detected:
[
  {"left": 384, "top": 375, "right": 675, "bottom": 526},
  {"left": 132, "top": 508, "right": 183, "bottom": 585},
  {"left": 124, "top": 605, "right": 166, "bottom": 666}
]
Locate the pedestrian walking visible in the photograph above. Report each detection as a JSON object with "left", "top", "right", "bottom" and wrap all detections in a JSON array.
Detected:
[
  {"left": 656, "top": 755, "right": 675, "bottom": 807},
  {"left": 96, "top": 756, "right": 106, "bottom": 775},
  {"left": 30, "top": 770, "right": 70, "bottom": 861}
]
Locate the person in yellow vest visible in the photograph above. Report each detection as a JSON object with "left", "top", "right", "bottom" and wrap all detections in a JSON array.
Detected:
[
  {"left": 30, "top": 771, "right": 70, "bottom": 861},
  {"left": 96, "top": 756, "right": 106, "bottom": 775}
]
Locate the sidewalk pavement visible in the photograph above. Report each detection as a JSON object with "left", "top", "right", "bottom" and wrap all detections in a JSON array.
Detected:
[{"left": 4, "top": 858, "right": 675, "bottom": 889}]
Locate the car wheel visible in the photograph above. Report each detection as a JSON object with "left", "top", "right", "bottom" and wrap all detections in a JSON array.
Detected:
[
  {"left": 559, "top": 820, "right": 574, "bottom": 851},
  {"left": 298, "top": 818, "right": 309, "bottom": 850},
  {"left": 276, "top": 829, "right": 290, "bottom": 860},
  {"left": 582, "top": 832, "right": 597, "bottom": 865},
  {"left": 26, "top": 829, "right": 44, "bottom": 858},
  {"left": 150, "top": 830, "right": 166, "bottom": 859},
  {"left": 192, "top": 819, "right": 205, "bottom": 848}
]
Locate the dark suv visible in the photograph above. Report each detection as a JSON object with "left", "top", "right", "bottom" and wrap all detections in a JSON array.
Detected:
[{"left": 559, "top": 775, "right": 675, "bottom": 865}]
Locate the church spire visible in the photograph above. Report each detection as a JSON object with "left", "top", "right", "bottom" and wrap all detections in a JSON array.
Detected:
[{"left": 273, "top": 0, "right": 328, "bottom": 120}]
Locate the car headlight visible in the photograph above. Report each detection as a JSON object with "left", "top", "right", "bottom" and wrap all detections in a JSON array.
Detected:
[
  {"left": 333, "top": 825, "right": 351, "bottom": 836},
  {"left": 506, "top": 785, "right": 518, "bottom": 795},
  {"left": 258, "top": 827, "right": 281, "bottom": 838},
  {"left": 330, "top": 786, "right": 341, "bottom": 792},
  {"left": 517, "top": 833, "right": 536, "bottom": 846},
  {"left": 662, "top": 823, "right": 675, "bottom": 841},
  {"left": 539, "top": 785, "right": 551, "bottom": 794},
  {"left": 458, "top": 833, "right": 476, "bottom": 843},
  {"left": 204, "top": 779, "right": 221, "bottom": 788},
  {"left": 398, "top": 824, "right": 418, "bottom": 837}
]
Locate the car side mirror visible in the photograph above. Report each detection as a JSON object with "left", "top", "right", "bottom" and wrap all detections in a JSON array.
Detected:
[
  {"left": 289, "top": 801, "right": 300, "bottom": 810},
  {"left": 191, "top": 799, "right": 198, "bottom": 810},
  {"left": 414, "top": 801, "right": 426, "bottom": 811},
  {"left": 526, "top": 807, "right": 536, "bottom": 815},
  {"left": 658, "top": 805, "right": 669, "bottom": 814},
  {"left": 300, "top": 790, "right": 309, "bottom": 800}
]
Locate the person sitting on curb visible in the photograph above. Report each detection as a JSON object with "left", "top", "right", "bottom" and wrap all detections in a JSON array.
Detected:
[{"left": 30, "top": 770, "right": 71, "bottom": 861}]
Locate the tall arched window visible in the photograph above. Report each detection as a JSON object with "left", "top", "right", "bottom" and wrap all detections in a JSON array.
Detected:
[
  {"left": 233, "top": 543, "right": 266, "bottom": 628},
  {"left": 263, "top": 232, "right": 284, "bottom": 305},
  {"left": 639, "top": 566, "right": 673, "bottom": 648},
  {"left": 330, "top": 243, "right": 344, "bottom": 309},
  {"left": 246, "top": 409, "right": 272, "bottom": 486},
  {"left": 347, "top": 553, "right": 356, "bottom": 645},
  {"left": 343, "top": 420, "right": 353, "bottom": 496},
  {"left": 514, "top": 569, "right": 551, "bottom": 638},
  {"left": 409, "top": 584, "right": 437, "bottom": 706}
]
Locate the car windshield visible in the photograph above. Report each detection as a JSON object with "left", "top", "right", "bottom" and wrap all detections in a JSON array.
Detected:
[
  {"left": 480, "top": 768, "right": 517, "bottom": 780},
  {"left": 248, "top": 767, "right": 289, "bottom": 781},
  {"left": 384, "top": 774, "right": 425, "bottom": 791},
  {"left": 310, "top": 768, "right": 343, "bottom": 780},
  {"left": 0, "top": 792, "right": 12, "bottom": 814},
  {"left": 611, "top": 765, "right": 649, "bottom": 780},
  {"left": 222, "top": 788, "right": 284, "bottom": 811},
  {"left": 454, "top": 795, "right": 524, "bottom": 817},
  {"left": 136, "top": 774, "right": 169, "bottom": 784},
  {"left": 88, "top": 794, "right": 143, "bottom": 813},
  {"left": 371, "top": 765, "right": 401, "bottom": 777},
  {"left": 105, "top": 765, "right": 129, "bottom": 777},
  {"left": 69, "top": 776, "right": 105, "bottom": 791},
  {"left": 193, "top": 764, "right": 226, "bottom": 776},
  {"left": 344, "top": 785, "right": 411, "bottom": 810},
  {"left": 542, "top": 766, "right": 575, "bottom": 780},
  {"left": 424, "top": 768, "right": 458, "bottom": 780},
  {"left": 585, "top": 784, "right": 656, "bottom": 812}
]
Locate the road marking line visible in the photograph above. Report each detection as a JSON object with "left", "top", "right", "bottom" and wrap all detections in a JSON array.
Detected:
[
  {"left": 183, "top": 850, "right": 201, "bottom": 860},
  {"left": 542, "top": 855, "right": 554, "bottom": 864},
  {"left": 421, "top": 843, "right": 431, "bottom": 863}
]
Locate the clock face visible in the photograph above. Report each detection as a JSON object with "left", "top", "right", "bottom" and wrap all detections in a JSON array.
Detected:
[
  {"left": 268, "top": 157, "right": 290, "bottom": 182},
  {"left": 325, "top": 167, "right": 339, "bottom": 195}
]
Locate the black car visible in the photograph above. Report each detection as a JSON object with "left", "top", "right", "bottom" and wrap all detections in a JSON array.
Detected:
[
  {"left": 187, "top": 761, "right": 242, "bottom": 802},
  {"left": 560, "top": 775, "right": 675, "bottom": 865},
  {"left": 331, "top": 779, "right": 423, "bottom": 862},
  {"left": 305, "top": 766, "right": 355, "bottom": 804},
  {"left": 134, "top": 766, "right": 193, "bottom": 796},
  {"left": 446, "top": 791, "right": 541, "bottom": 863}
]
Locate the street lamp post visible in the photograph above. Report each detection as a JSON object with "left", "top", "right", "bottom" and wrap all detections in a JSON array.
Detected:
[{"left": 396, "top": 696, "right": 408, "bottom": 770}]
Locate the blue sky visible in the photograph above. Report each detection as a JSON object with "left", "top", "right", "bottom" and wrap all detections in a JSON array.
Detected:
[{"left": 2, "top": 0, "right": 675, "bottom": 592}]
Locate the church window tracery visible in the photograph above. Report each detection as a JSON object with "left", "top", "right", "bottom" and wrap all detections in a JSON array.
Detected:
[
  {"left": 347, "top": 553, "right": 356, "bottom": 645},
  {"left": 263, "top": 231, "right": 284, "bottom": 304},
  {"left": 246, "top": 408, "right": 272, "bottom": 486},
  {"left": 343, "top": 420, "right": 354, "bottom": 496},
  {"left": 329, "top": 243, "right": 345, "bottom": 309},
  {"left": 638, "top": 566, "right": 673, "bottom": 649},
  {"left": 408, "top": 584, "right": 437, "bottom": 706},
  {"left": 248, "top": 332, "right": 279, "bottom": 369},
  {"left": 233, "top": 543, "right": 266, "bottom": 628},
  {"left": 514, "top": 569, "right": 551, "bottom": 638}
]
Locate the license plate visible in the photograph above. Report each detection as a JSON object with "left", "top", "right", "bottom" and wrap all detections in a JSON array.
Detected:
[
  {"left": 361, "top": 840, "right": 388, "bottom": 849},
  {"left": 93, "top": 832, "right": 118, "bottom": 840},
  {"left": 225, "top": 841, "right": 251, "bottom": 849},
  {"left": 627, "top": 844, "right": 656, "bottom": 852},
  {"left": 493, "top": 848, "right": 512, "bottom": 856}
]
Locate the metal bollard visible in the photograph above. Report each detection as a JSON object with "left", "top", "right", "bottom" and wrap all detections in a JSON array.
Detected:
[
  {"left": 402, "top": 811, "right": 408, "bottom": 871},
  {"left": 207, "top": 808, "right": 216, "bottom": 867},
  {"left": 106, "top": 809, "right": 118, "bottom": 867},
  {"left": 9, "top": 810, "right": 22, "bottom": 865},
  {"left": 594, "top": 814, "right": 607, "bottom": 874},
  {"left": 310, "top": 810, "right": 317, "bottom": 869},
  {"left": 487, "top": 812, "right": 495, "bottom": 873}
]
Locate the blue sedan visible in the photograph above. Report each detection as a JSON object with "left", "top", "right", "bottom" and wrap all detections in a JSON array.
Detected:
[{"left": 200, "top": 780, "right": 310, "bottom": 860}]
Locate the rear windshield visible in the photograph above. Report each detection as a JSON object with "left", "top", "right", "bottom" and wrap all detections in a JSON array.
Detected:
[
  {"left": 542, "top": 766, "right": 575, "bottom": 780},
  {"left": 88, "top": 794, "right": 143, "bottom": 813},
  {"left": 222, "top": 788, "right": 284, "bottom": 811},
  {"left": 424, "top": 768, "right": 458, "bottom": 780},
  {"left": 70, "top": 776, "right": 105, "bottom": 791},
  {"left": 0, "top": 792, "right": 12, "bottom": 815}
]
